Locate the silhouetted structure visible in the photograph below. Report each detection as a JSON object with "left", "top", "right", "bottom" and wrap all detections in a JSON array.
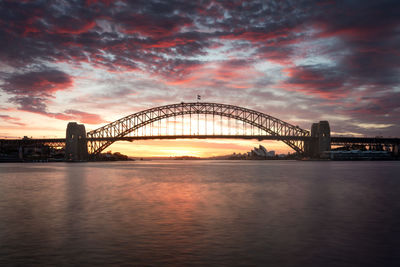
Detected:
[
  {"left": 65, "top": 122, "right": 88, "bottom": 161},
  {"left": 86, "top": 102, "right": 309, "bottom": 156},
  {"left": 1, "top": 102, "right": 399, "bottom": 161},
  {"left": 250, "top": 145, "right": 275, "bottom": 159},
  {"left": 305, "top": 121, "right": 331, "bottom": 158}
]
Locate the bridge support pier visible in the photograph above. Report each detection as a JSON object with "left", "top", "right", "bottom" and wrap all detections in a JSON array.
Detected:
[
  {"left": 305, "top": 121, "right": 331, "bottom": 158},
  {"left": 65, "top": 122, "right": 88, "bottom": 161}
]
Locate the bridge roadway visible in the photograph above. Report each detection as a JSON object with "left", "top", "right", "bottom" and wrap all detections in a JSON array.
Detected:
[{"left": 1, "top": 135, "right": 400, "bottom": 145}]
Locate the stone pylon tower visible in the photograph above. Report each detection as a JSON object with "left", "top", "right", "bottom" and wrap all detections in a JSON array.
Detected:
[
  {"left": 65, "top": 122, "right": 88, "bottom": 161},
  {"left": 305, "top": 121, "right": 331, "bottom": 158}
]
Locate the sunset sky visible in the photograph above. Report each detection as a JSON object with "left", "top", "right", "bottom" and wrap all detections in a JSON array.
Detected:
[{"left": 0, "top": 0, "right": 399, "bottom": 157}]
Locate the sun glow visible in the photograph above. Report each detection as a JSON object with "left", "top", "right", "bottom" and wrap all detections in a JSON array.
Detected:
[{"left": 108, "top": 139, "right": 291, "bottom": 158}]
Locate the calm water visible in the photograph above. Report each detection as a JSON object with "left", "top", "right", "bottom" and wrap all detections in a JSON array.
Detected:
[{"left": 0, "top": 160, "right": 399, "bottom": 266}]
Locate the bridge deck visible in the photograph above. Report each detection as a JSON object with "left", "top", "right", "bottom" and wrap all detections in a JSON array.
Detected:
[
  {"left": 1, "top": 136, "right": 399, "bottom": 144},
  {"left": 331, "top": 137, "right": 400, "bottom": 144}
]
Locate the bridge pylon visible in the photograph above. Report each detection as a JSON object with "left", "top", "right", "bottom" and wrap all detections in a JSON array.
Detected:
[
  {"left": 305, "top": 121, "right": 331, "bottom": 158},
  {"left": 65, "top": 122, "right": 88, "bottom": 161}
]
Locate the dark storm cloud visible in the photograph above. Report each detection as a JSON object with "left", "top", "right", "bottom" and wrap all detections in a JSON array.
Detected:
[
  {"left": 312, "top": 0, "right": 400, "bottom": 86},
  {"left": 1, "top": 0, "right": 398, "bottom": 77},
  {"left": 9, "top": 96, "right": 49, "bottom": 114},
  {"left": 0, "top": 0, "right": 292, "bottom": 73},
  {"left": 346, "top": 92, "right": 400, "bottom": 118},
  {"left": 281, "top": 65, "right": 347, "bottom": 99},
  {"left": 2, "top": 69, "right": 73, "bottom": 96},
  {"left": 116, "top": 11, "right": 192, "bottom": 37}
]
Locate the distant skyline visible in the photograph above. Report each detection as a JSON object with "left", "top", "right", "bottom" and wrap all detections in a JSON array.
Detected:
[{"left": 1, "top": 0, "right": 399, "bottom": 156}]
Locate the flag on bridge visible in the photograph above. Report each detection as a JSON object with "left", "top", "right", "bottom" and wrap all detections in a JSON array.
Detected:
[{"left": 197, "top": 95, "right": 201, "bottom": 101}]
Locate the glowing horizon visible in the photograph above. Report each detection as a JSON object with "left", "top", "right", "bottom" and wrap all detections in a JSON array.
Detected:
[
  {"left": 1, "top": 0, "right": 399, "bottom": 157},
  {"left": 107, "top": 139, "right": 292, "bottom": 158}
]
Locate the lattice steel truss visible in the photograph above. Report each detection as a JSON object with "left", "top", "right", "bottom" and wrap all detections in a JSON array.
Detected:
[{"left": 87, "top": 102, "right": 310, "bottom": 155}]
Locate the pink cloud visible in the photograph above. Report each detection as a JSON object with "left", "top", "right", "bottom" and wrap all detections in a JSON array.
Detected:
[
  {"left": 54, "top": 20, "right": 97, "bottom": 35},
  {"left": 164, "top": 59, "right": 261, "bottom": 90},
  {"left": 64, "top": 109, "right": 107, "bottom": 124},
  {"left": 280, "top": 66, "right": 347, "bottom": 100},
  {"left": 0, "top": 115, "right": 26, "bottom": 126}
]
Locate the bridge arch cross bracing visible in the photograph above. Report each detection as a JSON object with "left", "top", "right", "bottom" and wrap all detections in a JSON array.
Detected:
[{"left": 86, "top": 102, "right": 310, "bottom": 155}]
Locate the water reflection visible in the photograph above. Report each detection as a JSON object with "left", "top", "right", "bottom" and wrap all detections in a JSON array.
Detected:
[{"left": 0, "top": 161, "right": 399, "bottom": 266}]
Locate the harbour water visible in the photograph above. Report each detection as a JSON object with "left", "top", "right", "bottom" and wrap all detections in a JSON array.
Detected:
[{"left": 0, "top": 160, "right": 399, "bottom": 266}]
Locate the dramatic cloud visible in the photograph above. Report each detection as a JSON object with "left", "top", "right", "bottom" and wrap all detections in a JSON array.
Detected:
[
  {"left": 281, "top": 65, "right": 347, "bottom": 99},
  {"left": 9, "top": 96, "right": 48, "bottom": 114},
  {"left": 2, "top": 69, "right": 73, "bottom": 96},
  {"left": 0, "top": 0, "right": 399, "bottom": 144}
]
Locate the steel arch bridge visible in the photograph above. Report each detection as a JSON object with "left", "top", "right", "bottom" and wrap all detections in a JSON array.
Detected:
[{"left": 86, "top": 102, "right": 310, "bottom": 155}]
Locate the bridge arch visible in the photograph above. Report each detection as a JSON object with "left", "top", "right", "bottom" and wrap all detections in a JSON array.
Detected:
[{"left": 86, "top": 102, "right": 310, "bottom": 155}]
